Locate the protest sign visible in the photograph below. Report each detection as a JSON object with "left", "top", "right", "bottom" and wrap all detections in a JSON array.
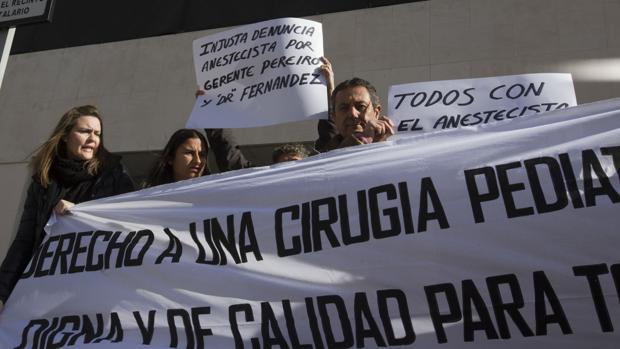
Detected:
[
  {"left": 1, "top": 97, "right": 619, "bottom": 348},
  {"left": 186, "top": 17, "right": 327, "bottom": 129},
  {"left": 388, "top": 73, "right": 577, "bottom": 134}
]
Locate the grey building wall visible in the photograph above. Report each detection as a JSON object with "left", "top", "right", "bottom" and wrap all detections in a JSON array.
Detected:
[{"left": 1, "top": 0, "right": 619, "bottom": 260}]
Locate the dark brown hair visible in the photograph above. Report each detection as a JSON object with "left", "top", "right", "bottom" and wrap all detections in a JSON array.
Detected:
[{"left": 144, "top": 129, "right": 209, "bottom": 187}]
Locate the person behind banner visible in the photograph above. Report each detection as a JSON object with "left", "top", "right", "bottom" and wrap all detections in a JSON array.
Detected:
[
  {"left": 272, "top": 143, "right": 310, "bottom": 163},
  {"left": 194, "top": 89, "right": 251, "bottom": 172},
  {"left": 319, "top": 77, "right": 394, "bottom": 151},
  {"left": 143, "top": 129, "right": 209, "bottom": 187},
  {"left": 0, "top": 105, "right": 135, "bottom": 310}
]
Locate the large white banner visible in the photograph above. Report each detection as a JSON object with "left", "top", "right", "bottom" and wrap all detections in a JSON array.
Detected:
[
  {"left": 388, "top": 73, "right": 577, "bottom": 134},
  {"left": 186, "top": 17, "right": 328, "bottom": 128},
  {"left": 1, "top": 98, "right": 619, "bottom": 348}
]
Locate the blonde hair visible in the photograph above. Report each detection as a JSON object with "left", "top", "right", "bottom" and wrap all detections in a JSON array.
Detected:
[{"left": 31, "top": 105, "right": 109, "bottom": 187}]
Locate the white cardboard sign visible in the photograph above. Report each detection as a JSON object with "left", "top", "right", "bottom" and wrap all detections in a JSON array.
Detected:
[
  {"left": 186, "top": 17, "right": 328, "bottom": 128},
  {"left": 388, "top": 73, "right": 577, "bottom": 134}
]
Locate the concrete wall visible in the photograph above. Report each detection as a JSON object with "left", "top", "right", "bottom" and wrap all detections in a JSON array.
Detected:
[{"left": 1, "top": 0, "right": 619, "bottom": 259}]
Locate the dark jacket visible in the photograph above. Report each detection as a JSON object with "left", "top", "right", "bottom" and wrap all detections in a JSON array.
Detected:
[
  {"left": 0, "top": 155, "right": 135, "bottom": 303},
  {"left": 205, "top": 128, "right": 251, "bottom": 171}
]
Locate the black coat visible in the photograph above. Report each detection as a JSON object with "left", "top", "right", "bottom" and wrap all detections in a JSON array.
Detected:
[{"left": 0, "top": 155, "right": 135, "bottom": 303}]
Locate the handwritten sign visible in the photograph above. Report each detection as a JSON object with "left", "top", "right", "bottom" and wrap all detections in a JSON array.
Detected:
[
  {"left": 186, "top": 17, "right": 328, "bottom": 128},
  {"left": 388, "top": 73, "right": 577, "bottom": 134}
]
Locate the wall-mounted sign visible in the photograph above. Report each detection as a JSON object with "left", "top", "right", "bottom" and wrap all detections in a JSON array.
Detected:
[{"left": 0, "top": 0, "right": 55, "bottom": 28}]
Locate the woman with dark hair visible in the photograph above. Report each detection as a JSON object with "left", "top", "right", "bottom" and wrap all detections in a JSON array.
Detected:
[
  {"left": 0, "top": 105, "right": 135, "bottom": 309},
  {"left": 144, "top": 129, "right": 209, "bottom": 187}
]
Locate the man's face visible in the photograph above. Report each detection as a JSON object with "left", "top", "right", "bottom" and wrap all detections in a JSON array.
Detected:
[{"left": 333, "top": 86, "right": 381, "bottom": 137}]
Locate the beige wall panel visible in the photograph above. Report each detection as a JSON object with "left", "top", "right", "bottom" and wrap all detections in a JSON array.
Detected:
[{"left": 0, "top": 163, "right": 30, "bottom": 262}]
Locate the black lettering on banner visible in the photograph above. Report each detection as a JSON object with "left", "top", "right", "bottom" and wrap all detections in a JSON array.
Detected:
[
  {"left": 39, "top": 318, "right": 59, "bottom": 348},
  {"left": 353, "top": 292, "right": 387, "bottom": 347},
  {"left": 316, "top": 295, "right": 354, "bottom": 348},
  {"left": 369, "top": 184, "right": 401, "bottom": 238},
  {"left": 94, "top": 313, "right": 123, "bottom": 343},
  {"left": 68, "top": 231, "right": 92, "bottom": 273},
  {"left": 229, "top": 303, "right": 260, "bottom": 349},
  {"left": 311, "top": 197, "right": 341, "bottom": 252},
  {"left": 71, "top": 314, "right": 105, "bottom": 344},
  {"left": 14, "top": 319, "right": 48, "bottom": 349},
  {"left": 342, "top": 191, "right": 371, "bottom": 245},
  {"left": 464, "top": 166, "right": 499, "bottom": 223},
  {"left": 611, "top": 264, "right": 620, "bottom": 302},
  {"left": 282, "top": 299, "right": 313, "bottom": 349},
  {"left": 377, "top": 289, "right": 416, "bottom": 345},
  {"left": 305, "top": 297, "right": 326, "bottom": 349},
  {"left": 582, "top": 149, "right": 620, "bottom": 206},
  {"left": 155, "top": 228, "right": 182, "bottom": 264},
  {"left": 462, "top": 279, "right": 499, "bottom": 342},
  {"left": 133, "top": 310, "right": 156, "bottom": 345},
  {"left": 424, "top": 283, "right": 461, "bottom": 343},
  {"left": 338, "top": 194, "right": 359, "bottom": 245},
  {"left": 464, "top": 146, "right": 619, "bottom": 223},
  {"left": 239, "top": 212, "right": 262, "bottom": 262},
  {"left": 260, "top": 302, "right": 290, "bottom": 348},
  {"left": 211, "top": 215, "right": 243, "bottom": 265},
  {"left": 533, "top": 271, "right": 572, "bottom": 335},
  {"left": 274, "top": 179, "right": 450, "bottom": 258},
  {"left": 48, "top": 233, "right": 75, "bottom": 275},
  {"left": 85, "top": 230, "right": 110, "bottom": 271},
  {"left": 573, "top": 263, "right": 614, "bottom": 332},
  {"left": 418, "top": 177, "right": 450, "bottom": 231},
  {"left": 486, "top": 274, "right": 534, "bottom": 339},
  {"left": 124, "top": 229, "right": 155, "bottom": 267},
  {"left": 167, "top": 309, "right": 195, "bottom": 349},
  {"left": 496, "top": 162, "right": 535, "bottom": 219},
  {"left": 190, "top": 213, "right": 261, "bottom": 265},
  {"left": 558, "top": 153, "right": 585, "bottom": 208},
  {"left": 190, "top": 220, "right": 219, "bottom": 265},
  {"left": 15, "top": 313, "right": 123, "bottom": 349},
  {"left": 46, "top": 316, "right": 80, "bottom": 349},
  {"left": 398, "top": 182, "right": 416, "bottom": 234},
  {"left": 104, "top": 231, "right": 136, "bottom": 269},
  {"left": 275, "top": 205, "right": 303, "bottom": 257},
  {"left": 301, "top": 202, "right": 312, "bottom": 253},
  {"left": 191, "top": 307, "right": 213, "bottom": 348},
  {"left": 524, "top": 157, "right": 569, "bottom": 213}
]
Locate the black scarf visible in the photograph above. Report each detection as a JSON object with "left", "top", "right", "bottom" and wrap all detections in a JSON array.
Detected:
[{"left": 50, "top": 156, "right": 97, "bottom": 203}]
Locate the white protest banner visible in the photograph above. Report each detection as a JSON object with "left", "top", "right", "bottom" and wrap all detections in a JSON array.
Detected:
[
  {"left": 1, "top": 97, "right": 619, "bottom": 348},
  {"left": 186, "top": 17, "right": 327, "bottom": 129},
  {"left": 388, "top": 73, "right": 577, "bottom": 134}
]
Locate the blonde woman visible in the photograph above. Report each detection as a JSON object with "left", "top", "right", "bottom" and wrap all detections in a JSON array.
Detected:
[{"left": 0, "top": 105, "right": 135, "bottom": 309}]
